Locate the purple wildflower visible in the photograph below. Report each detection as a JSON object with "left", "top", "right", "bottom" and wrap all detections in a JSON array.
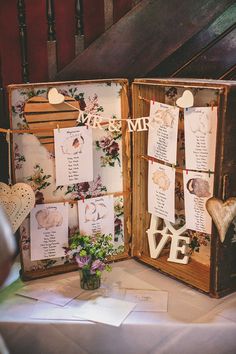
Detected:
[
  {"left": 90, "top": 259, "right": 105, "bottom": 274},
  {"left": 75, "top": 255, "right": 91, "bottom": 268}
]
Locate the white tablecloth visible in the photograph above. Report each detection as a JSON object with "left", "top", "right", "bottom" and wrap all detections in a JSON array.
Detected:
[{"left": 0, "top": 259, "right": 236, "bottom": 354}]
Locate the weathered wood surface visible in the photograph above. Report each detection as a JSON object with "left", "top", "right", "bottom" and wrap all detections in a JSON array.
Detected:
[
  {"left": 132, "top": 78, "right": 236, "bottom": 297},
  {"left": 149, "top": 3, "right": 236, "bottom": 78},
  {"left": 56, "top": 0, "right": 234, "bottom": 80}
]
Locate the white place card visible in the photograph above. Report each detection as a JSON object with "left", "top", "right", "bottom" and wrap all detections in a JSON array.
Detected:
[
  {"left": 54, "top": 126, "right": 93, "bottom": 186},
  {"left": 148, "top": 161, "right": 175, "bottom": 223},
  {"left": 31, "top": 301, "right": 85, "bottom": 321},
  {"left": 30, "top": 203, "right": 68, "bottom": 261},
  {"left": 16, "top": 281, "right": 83, "bottom": 307},
  {"left": 148, "top": 101, "right": 179, "bottom": 164},
  {"left": 72, "top": 295, "right": 136, "bottom": 327},
  {"left": 78, "top": 195, "right": 114, "bottom": 239},
  {"left": 183, "top": 170, "right": 214, "bottom": 234},
  {"left": 123, "top": 289, "right": 168, "bottom": 312},
  {"left": 184, "top": 107, "right": 218, "bottom": 171}
]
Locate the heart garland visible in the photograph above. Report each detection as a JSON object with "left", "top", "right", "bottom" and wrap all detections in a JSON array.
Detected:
[
  {"left": 206, "top": 197, "right": 236, "bottom": 243},
  {"left": 176, "top": 90, "right": 194, "bottom": 108},
  {"left": 0, "top": 182, "right": 35, "bottom": 233},
  {"left": 48, "top": 88, "right": 65, "bottom": 104}
]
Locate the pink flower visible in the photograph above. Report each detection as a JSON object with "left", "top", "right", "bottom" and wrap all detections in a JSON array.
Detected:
[
  {"left": 75, "top": 255, "right": 91, "bottom": 268},
  {"left": 13, "top": 100, "right": 25, "bottom": 113},
  {"left": 99, "top": 136, "right": 112, "bottom": 148},
  {"left": 90, "top": 259, "right": 105, "bottom": 274},
  {"left": 106, "top": 141, "right": 119, "bottom": 156}
]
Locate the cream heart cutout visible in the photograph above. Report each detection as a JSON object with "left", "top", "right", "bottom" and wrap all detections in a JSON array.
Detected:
[
  {"left": 48, "top": 88, "right": 65, "bottom": 104},
  {"left": 206, "top": 197, "right": 236, "bottom": 243},
  {"left": 0, "top": 182, "right": 35, "bottom": 233},
  {"left": 176, "top": 90, "right": 194, "bottom": 108}
]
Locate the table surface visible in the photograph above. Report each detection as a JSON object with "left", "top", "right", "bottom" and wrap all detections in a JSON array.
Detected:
[{"left": 1, "top": 259, "right": 236, "bottom": 354}]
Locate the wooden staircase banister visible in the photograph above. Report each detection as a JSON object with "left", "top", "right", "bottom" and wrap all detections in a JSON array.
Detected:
[{"left": 56, "top": 0, "right": 235, "bottom": 81}]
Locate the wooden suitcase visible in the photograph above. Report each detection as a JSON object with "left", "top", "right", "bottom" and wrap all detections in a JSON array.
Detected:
[
  {"left": 7, "top": 78, "right": 236, "bottom": 297},
  {"left": 131, "top": 78, "right": 236, "bottom": 297}
]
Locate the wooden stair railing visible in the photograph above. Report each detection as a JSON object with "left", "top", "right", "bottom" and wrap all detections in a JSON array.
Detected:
[{"left": 56, "top": 0, "right": 235, "bottom": 81}]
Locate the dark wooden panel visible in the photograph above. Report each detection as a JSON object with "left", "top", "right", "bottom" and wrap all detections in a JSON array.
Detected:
[
  {"left": 25, "top": 0, "right": 48, "bottom": 82},
  {"left": 0, "top": 0, "right": 22, "bottom": 86},
  {"left": 55, "top": 0, "right": 75, "bottom": 71},
  {"left": 113, "top": 0, "right": 132, "bottom": 23},
  {"left": 220, "top": 64, "right": 236, "bottom": 79},
  {"left": 56, "top": 0, "right": 234, "bottom": 81},
  {"left": 83, "top": 0, "right": 105, "bottom": 47},
  {"left": 0, "top": 57, "right": 8, "bottom": 183},
  {"left": 149, "top": 3, "right": 236, "bottom": 77},
  {"left": 175, "top": 29, "right": 236, "bottom": 79}
]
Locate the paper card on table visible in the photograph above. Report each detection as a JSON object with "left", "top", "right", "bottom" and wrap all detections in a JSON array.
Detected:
[
  {"left": 123, "top": 289, "right": 168, "bottom": 312},
  {"left": 148, "top": 161, "right": 175, "bottom": 223},
  {"left": 72, "top": 295, "right": 136, "bottom": 327},
  {"left": 31, "top": 301, "right": 85, "bottom": 321},
  {"left": 78, "top": 195, "right": 114, "bottom": 239},
  {"left": 183, "top": 170, "right": 214, "bottom": 234},
  {"left": 148, "top": 101, "right": 179, "bottom": 164},
  {"left": 16, "top": 281, "right": 84, "bottom": 306},
  {"left": 54, "top": 126, "right": 93, "bottom": 186},
  {"left": 184, "top": 107, "right": 217, "bottom": 171},
  {"left": 30, "top": 203, "right": 69, "bottom": 261}
]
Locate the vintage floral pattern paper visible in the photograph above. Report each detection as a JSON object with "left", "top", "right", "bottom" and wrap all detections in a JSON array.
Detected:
[{"left": 10, "top": 82, "right": 125, "bottom": 271}]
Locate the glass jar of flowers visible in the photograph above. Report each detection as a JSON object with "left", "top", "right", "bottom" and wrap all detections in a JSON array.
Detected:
[{"left": 64, "top": 232, "right": 120, "bottom": 290}]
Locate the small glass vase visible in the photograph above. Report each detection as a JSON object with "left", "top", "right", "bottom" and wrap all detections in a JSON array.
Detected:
[{"left": 80, "top": 269, "right": 101, "bottom": 290}]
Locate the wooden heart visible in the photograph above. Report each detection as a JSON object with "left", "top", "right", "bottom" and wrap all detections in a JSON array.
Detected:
[
  {"left": 0, "top": 182, "right": 35, "bottom": 233},
  {"left": 24, "top": 95, "right": 79, "bottom": 153},
  {"left": 176, "top": 90, "right": 194, "bottom": 108},
  {"left": 206, "top": 197, "right": 236, "bottom": 242},
  {"left": 48, "top": 87, "right": 65, "bottom": 104}
]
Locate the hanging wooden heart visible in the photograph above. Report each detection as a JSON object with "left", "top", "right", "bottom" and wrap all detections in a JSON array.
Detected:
[
  {"left": 176, "top": 90, "right": 194, "bottom": 108},
  {"left": 206, "top": 197, "right": 236, "bottom": 243},
  {"left": 0, "top": 182, "right": 35, "bottom": 233},
  {"left": 48, "top": 88, "right": 65, "bottom": 104},
  {"left": 24, "top": 95, "right": 79, "bottom": 153}
]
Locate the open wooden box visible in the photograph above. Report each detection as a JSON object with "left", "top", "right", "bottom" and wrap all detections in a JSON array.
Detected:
[{"left": 8, "top": 78, "right": 236, "bottom": 297}]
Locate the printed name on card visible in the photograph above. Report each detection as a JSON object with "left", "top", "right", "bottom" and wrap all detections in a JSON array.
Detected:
[
  {"left": 54, "top": 126, "right": 93, "bottom": 186},
  {"left": 183, "top": 170, "right": 214, "bottom": 234},
  {"left": 148, "top": 101, "right": 179, "bottom": 164},
  {"left": 30, "top": 203, "right": 69, "bottom": 261},
  {"left": 148, "top": 161, "right": 175, "bottom": 223},
  {"left": 184, "top": 107, "right": 217, "bottom": 171},
  {"left": 78, "top": 195, "right": 115, "bottom": 240}
]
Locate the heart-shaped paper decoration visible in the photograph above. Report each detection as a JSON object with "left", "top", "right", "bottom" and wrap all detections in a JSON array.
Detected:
[
  {"left": 48, "top": 88, "right": 65, "bottom": 105},
  {"left": 206, "top": 197, "right": 236, "bottom": 243},
  {"left": 0, "top": 182, "right": 35, "bottom": 233},
  {"left": 176, "top": 90, "right": 194, "bottom": 108}
]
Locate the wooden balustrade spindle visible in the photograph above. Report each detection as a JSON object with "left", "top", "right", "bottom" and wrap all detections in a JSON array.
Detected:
[
  {"left": 104, "top": 0, "right": 114, "bottom": 30},
  {"left": 17, "top": 0, "right": 29, "bottom": 83},
  {"left": 75, "top": 0, "right": 85, "bottom": 55},
  {"left": 46, "top": 0, "right": 57, "bottom": 80}
]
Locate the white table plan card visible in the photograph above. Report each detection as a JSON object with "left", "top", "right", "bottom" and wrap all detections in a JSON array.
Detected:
[
  {"left": 30, "top": 203, "right": 69, "bottom": 261},
  {"left": 54, "top": 126, "right": 93, "bottom": 186},
  {"left": 148, "top": 101, "right": 179, "bottom": 165},
  {"left": 148, "top": 161, "right": 175, "bottom": 223},
  {"left": 78, "top": 195, "right": 115, "bottom": 239},
  {"left": 184, "top": 106, "right": 218, "bottom": 171},
  {"left": 183, "top": 170, "right": 214, "bottom": 234}
]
